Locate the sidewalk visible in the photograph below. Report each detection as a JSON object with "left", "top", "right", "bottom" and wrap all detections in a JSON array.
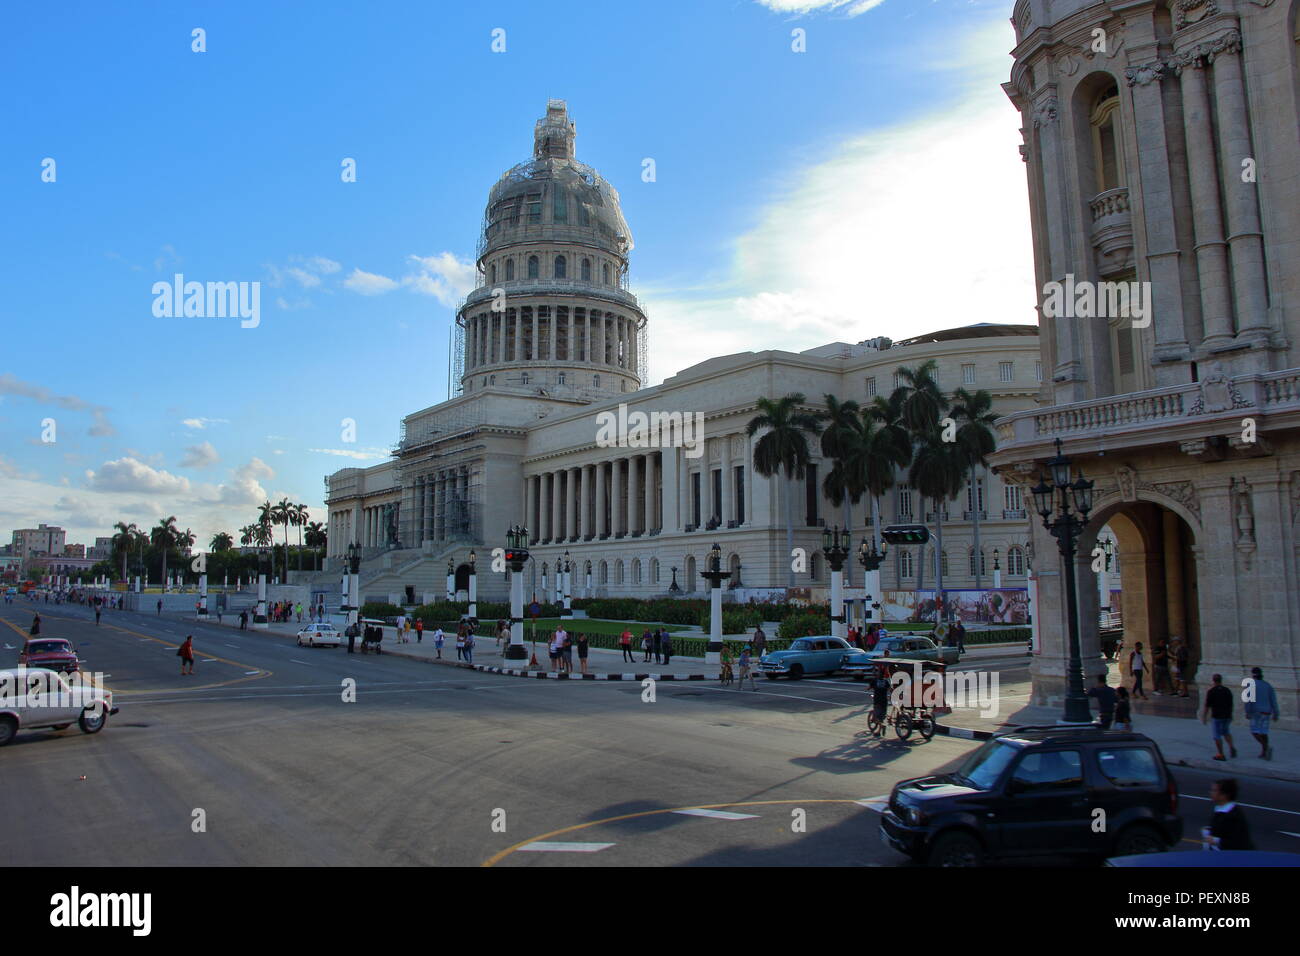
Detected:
[{"left": 939, "top": 702, "right": 1300, "bottom": 783}]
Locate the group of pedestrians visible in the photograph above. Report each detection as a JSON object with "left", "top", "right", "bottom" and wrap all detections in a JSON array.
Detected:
[
  {"left": 547, "top": 625, "right": 590, "bottom": 674},
  {"left": 627, "top": 626, "right": 675, "bottom": 665}
]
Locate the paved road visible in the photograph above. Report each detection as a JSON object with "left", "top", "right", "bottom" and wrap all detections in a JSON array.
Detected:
[{"left": 3, "top": 600, "right": 1298, "bottom": 866}]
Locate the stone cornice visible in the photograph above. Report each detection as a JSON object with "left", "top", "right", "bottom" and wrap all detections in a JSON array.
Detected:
[{"left": 1168, "top": 29, "right": 1242, "bottom": 72}]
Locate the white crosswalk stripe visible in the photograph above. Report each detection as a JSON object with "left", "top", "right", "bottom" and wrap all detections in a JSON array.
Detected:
[
  {"left": 517, "top": 841, "right": 614, "bottom": 853},
  {"left": 672, "top": 808, "right": 759, "bottom": 820}
]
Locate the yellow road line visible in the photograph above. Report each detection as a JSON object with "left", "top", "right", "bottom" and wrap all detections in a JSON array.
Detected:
[
  {"left": 482, "top": 799, "right": 862, "bottom": 867},
  {"left": 0, "top": 615, "right": 272, "bottom": 694}
]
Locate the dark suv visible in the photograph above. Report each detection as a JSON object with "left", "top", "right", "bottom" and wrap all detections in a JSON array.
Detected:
[{"left": 879, "top": 726, "right": 1183, "bottom": 866}]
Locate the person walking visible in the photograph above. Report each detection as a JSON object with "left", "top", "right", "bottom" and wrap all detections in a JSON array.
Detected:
[
  {"left": 346, "top": 621, "right": 357, "bottom": 653},
  {"left": 561, "top": 631, "right": 574, "bottom": 674},
  {"left": 415, "top": 618, "right": 424, "bottom": 644},
  {"left": 661, "top": 630, "right": 673, "bottom": 668},
  {"left": 1203, "top": 778, "right": 1254, "bottom": 851},
  {"left": 652, "top": 628, "right": 662, "bottom": 664},
  {"left": 576, "top": 632, "right": 589, "bottom": 675},
  {"left": 953, "top": 620, "right": 966, "bottom": 655},
  {"left": 1086, "top": 674, "right": 1117, "bottom": 730},
  {"left": 94, "top": 603, "right": 101, "bottom": 626},
  {"left": 295, "top": 602, "right": 303, "bottom": 623},
  {"left": 156, "top": 599, "right": 163, "bottom": 615},
  {"left": 433, "top": 626, "right": 444, "bottom": 659},
  {"left": 1114, "top": 686, "right": 1133, "bottom": 732},
  {"left": 496, "top": 620, "right": 509, "bottom": 654},
  {"left": 178, "top": 635, "right": 195, "bottom": 675},
  {"left": 620, "top": 627, "right": 635, "bottom": 663},
  {"left": 1152, "top": 641, "right": 1171, "bottom": 695},
  {"left": 1173, "top": 640, "right": 1191, "bottom": 697},
  {"left": 30, "top": 613, "right": 41, "bottom": 636},
  {"left": 1128, "top": 641, "right": 1148, "bottom": 699},
  {"left": 752, "top": 625, "right": 767, "bottom": 659},
  {"left": 455, "top": 625, "right": 466, "bottom": 661},
  {"left": 462, "top": 627, "right": 475, "bottom": 665},
  {"left": 641, "top": 629, "right": 652, "bottom": 663},
  {"left": 1202, "top": 673, "right": 1238, "bottom": 760},
  {"left": 1245, "top": 666, "right": 1279, "bottom": 760},
  {"left": 239, "top": 609, "right": 248, "bottom": 630},
  {"left": 737, "top": 645, "right": 756, "bottom": 690}
]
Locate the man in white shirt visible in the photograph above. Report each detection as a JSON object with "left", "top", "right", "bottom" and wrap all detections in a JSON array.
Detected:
[{"left": 552, "top": 626, "right": 567, "bottom": 673}]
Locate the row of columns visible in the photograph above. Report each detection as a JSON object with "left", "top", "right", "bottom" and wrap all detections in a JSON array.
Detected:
[
  {"left": 464, "top": 306, "right": 639, "bottom": 372},
  {"left": 411, "top": 468, "right": 471, "bottom": 544},
  {"left": 523, "top": 435, "right": 756, "bottom": 545}
]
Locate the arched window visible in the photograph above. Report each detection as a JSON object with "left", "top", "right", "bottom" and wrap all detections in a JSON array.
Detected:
[
  {"left": 527, "top": 255, "right": 539, "bottom": 279},
  {"left": 581, "top": 258, "right": 591, "bottom": 281},
  {"left": 940, "top": 551, "right": 949, "bottom": 576},
  {"left": 1090, "top": 85, "right": 1123, "bottom": 194},
  {"left": 554, "top": 255, "right": 566, "bottom": 279},
  {"left": 553, "top": 189, "right": 567, "bottom": 223},
  {"left": 489, "top": 264, "right": 496, "bottom": 284},
  {"left": 602, "top": 263, "right": 611, "bottom": 285},
  {"left": 968, "top": 548, "right": 986, "bottom": 577},
  {"left": 505, "top": 259, "right": 515, "bottom": 281},
  {"left": 593, "top": 374, "right": 600, "bottom": 387},
  {"left": 599, "top": 560, "right": 608, "bottom": 585},
  {"left": 631, "top": 558, "right": 641, "bottom": 584},
  {"left": 1008, "top": 546, "right": 1025, "bottom": 576},
  {"left": 615, "top": 560, "right": 624, "bottom": 585},
  {"left": 521, "top": 372, "right": 529, "bottom": 385},
  {"left": 899, "top": 549, "right": 914, "bottom": 578}
]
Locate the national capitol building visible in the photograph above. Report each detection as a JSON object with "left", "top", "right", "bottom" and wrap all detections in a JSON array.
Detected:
[{"left": 321, "top": 100, "right": 1040, "bottom": 608}]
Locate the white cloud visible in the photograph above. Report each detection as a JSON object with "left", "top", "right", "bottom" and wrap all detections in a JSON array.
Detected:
[
  {"left": 342, "top": 268, "right": 399, "bottom": 295},
  {"left": 755, "top": 0, "right": 887, "bottom": 15},
  {"left": 0, "top": 374, "right": 117, "bottom": 437},
  {"left": 0, "top": 455, "right": 38, "bottom": 480},
  {"left": 180, "top": 441, "right": 219, "bottom": 469},
  {"left": 181, "top": 417, "right": 229, "bottom": 430},
  {"left": 309, "top": 447, "right": 390, "bottom": 461},
  {"left": 266, "top": 255, "right": 343, "bottom": 290},
  {"left": 219, "top": 458, "right": 275, "bottom": 506},
  {"left": 403, "top": 252, "right": 477, "bottom": 307},
  {"left": 639, "top": 16, "right": 1034, "bottom": 383},
  {"left": 86, "top": 458, "right": 193, "bottom": 495}
]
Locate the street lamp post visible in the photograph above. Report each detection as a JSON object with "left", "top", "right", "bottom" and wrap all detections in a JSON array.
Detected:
[
  {"left": 668, "top": 566, "right": 681, "bottom": 594},
  {"left": 465, "top": 549, "right": 478, "bottom": 622},
  {"left": 857, "top": 535, "right": 888, "bottom": 630},
  {"left": 821, "top": 526, "right": 850, "bottom": 641},
  {"left": 561, "top": 550, "right": 573, "bottom": 617},
  {"left": 341, "top": 542, "right": 361, "bottom": 637},
  {"left": 446, "top": 558, "right": 455, "bottom": 601},
  {"left": 1031, "top": 437, "right": 1096, "bottom": 725},
  {"left": 993, "top": 548, "right": 1002, "bottom": 590},
  {"left": 700, "top": 542, "right": 731, "bottom": 665},
  {"left": 504, "top": 526, "right": 530, "bottom": 661},
  {"left": 198, "top": 566, "right": 209, "bottom": 620},
  {"left": 253, "top": 549, "right": 269, "bottom": 630}
]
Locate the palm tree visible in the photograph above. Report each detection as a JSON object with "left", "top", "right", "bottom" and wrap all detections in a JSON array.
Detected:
[
  {"left": 272, "top": 497, "right": 294, "bottom": 581},
  {"left": 950, "top": 387, "right": 999, "bottom": 590},
  {"left": 746, "top": 393, "right": 822, "bottom": 588},
  {"left": 818, "top": 394, "right": 862, "bottom": 584},
  {"left": 294, "top": 503, "right": 309, "bottom": 572},
  {"left": 304, "top": 521, "right": 327, "bottom": 571},
  {"left": 891, "top": 362, "right": 949, "bottom": 590},
  {"left": 238, "top": 525, "right": 255, "bottom": 547},
  {"left": 151, "top": 516, "right": 179, "bottom": 589},
  {"left": 112, "top": 521, "right": 140, "bottom": 584},
  {"left": 908, "top": 428, "right": 966, "bottom": 625},
  {"left": 210, "top": 532, "right": 234, "bottom": 552},
  {"left": 854, "top": 404, "right": 913, "bottom": 550}
]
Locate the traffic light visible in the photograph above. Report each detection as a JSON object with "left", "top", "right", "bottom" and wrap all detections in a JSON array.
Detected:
[{"left": 881, "top": 524, "right": 930, "bottom": 544}]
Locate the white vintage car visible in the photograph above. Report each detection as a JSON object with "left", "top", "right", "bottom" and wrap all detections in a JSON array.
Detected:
[
  {"left": 0, "top": 667, "right": 117, "bottom": 746},
  {"left": 296, "top": 623, "right": 342, "bottom": 648}
]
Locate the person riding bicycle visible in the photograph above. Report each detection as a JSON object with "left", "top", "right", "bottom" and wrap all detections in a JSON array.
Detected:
[
  {"left": 871, "top": 663, "right": 892, "bottom": 737},
  {"left": 719, "top": 645, "right": 734, "bottom": 685}
]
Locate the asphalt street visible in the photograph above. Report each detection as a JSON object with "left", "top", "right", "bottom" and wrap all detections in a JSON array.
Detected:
[{"left": 3, "top": 600, "right": 1298, "bottom": 866}]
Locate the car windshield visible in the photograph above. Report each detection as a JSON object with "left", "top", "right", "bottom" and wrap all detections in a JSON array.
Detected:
[
  {"left": 27, "top": 641, "right": 70, "bottom": 654},
  {"left": 790, "top": 640, "right": 812, "bottom": 651},
  {"left": 952, "top": 739, "right": 1019, "bottom": 790}
]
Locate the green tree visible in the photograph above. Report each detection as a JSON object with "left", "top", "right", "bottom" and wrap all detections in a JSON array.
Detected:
[
  {"left": 112, "top": 521, "right": 141, "bottom": 584},
  {"left": 150, "top": 516, "right": 179, "bottom": 589},
  {"left": 891, "top": 361, "right": 948, "bottom": 590},
  {"left": 210, "top": 531, "right": 234, "bottom": 552},
  {"left": 817, "top": 394, "right": 862, "bottom": 583},
  {"left": 856, "top": 400, "right": 913, "bottom": 551},
  {"left": 746, "top": 393, "right": 821, "bottom": 588},
  {"left": 950, "top": 387, "right": 999, "bottom": 590}
]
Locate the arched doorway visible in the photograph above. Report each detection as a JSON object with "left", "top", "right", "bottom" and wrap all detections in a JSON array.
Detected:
[
  {"left": 454, "top": 563, "right": 472, "bottom": 597},
  {"left": 1077, "top": 497, "right": 1201, "bottom": 706}
]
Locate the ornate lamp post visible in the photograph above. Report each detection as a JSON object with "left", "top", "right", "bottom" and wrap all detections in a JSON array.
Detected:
[
  {"left": 197, "top": 559, "right": 209, "bottom": 620},
  {"left": 700, "top": 542, "right": 731, "bottom": 664},
  {"left": 342, "top": 542, "right": 361, "bottom": 637},
  {"left": 992, "top": 548, "right": 1002, "bottom": 590},
  {"left": 252, "top": 548, "right": 270, "bottom": 629},
  {"left": 465, "top": 548, "right": 478, "bottom": 622},
  {"left": 561, "top": 549, "right": 573, "bottom": 618},
  {"left": 668, "top": 566, "right": 681, "bottom": 594},
  {"left": 1098, "top": 536, "right": 1114, "bottom": 613},
  {"left": 821, "top": 526, "right": 850, "bottom": 640},
  {"left": 857, "top": 535, "right": 888, "bottom": 629},
  {"left": 503, "top": 526, "right": 531, "bottom": 661},
  {"left": 445, "top": 557, "right": 455, "bottom": 601},
  {"left": 1031, "top": 437, "right": 1095, "bottom": 724}
]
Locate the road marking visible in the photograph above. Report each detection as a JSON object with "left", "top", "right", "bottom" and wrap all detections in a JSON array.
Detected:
[
  {"left": 244, "top": 670, "right": 261, "bottom": 675},
  {"left": 517, "top": 842, "right": 614, "bottom": 853},
  {"left": 1282, "top": 831, "right": 1300, "bottom": 840},
  {"left": 201, "top": 659, "right": 217, "bottom": 663},
  {"left": 225, "top": 644, "right": 239, "bottom": 648},
  {"left": 1180, "top": 794, "right": 1300, "bottom": 817},
  {"left": 672, "top": 808, "right": 759, "bottom": 820},
  {"left": 289, "top": 659, "right": 312, "bottom": 666}
]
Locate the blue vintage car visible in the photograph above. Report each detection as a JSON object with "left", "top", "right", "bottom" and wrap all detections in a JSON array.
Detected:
[{"left": 758, "top": 636, "right": 870, "bottom": 680}]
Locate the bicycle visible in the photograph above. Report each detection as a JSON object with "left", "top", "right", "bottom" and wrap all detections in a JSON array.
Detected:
[
  {"left": 719, "top": 662, "right": 734, "bottom": 685},
  {"left": 867, "top": 704, "right": 936, "bottom": 741}
]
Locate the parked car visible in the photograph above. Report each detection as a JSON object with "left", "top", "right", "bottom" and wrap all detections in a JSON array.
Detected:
[
  {"left": 18, "top": 638, "right": 80, "bottom": 674},
  {"left": 296, "top": 623, "right": 341, "bottom": 648},
  {"left": 860, "top": 635, "right": 961, "bottom": 668},
  {"left": 878, "top": 726, "right": 1183, "bottom": 866},
  {"left": 758, "top": 636, "right": 870, "bottom": 680},
  {"left": 0, "top": 667, "right": 118, "bottom": 746}
]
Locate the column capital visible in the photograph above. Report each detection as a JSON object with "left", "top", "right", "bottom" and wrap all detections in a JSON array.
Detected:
[
  {"left": 1125, "top": 60, "right": 1166, "bottom": 86},
  {"left": 1168, "top": 29, "right": 1241, "bottom": 74}
]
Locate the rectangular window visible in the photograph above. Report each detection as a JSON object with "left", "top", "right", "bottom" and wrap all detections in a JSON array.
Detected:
[
  {"left": 526, "top": 193, "right": 542, "bottom": 223},
  {"left": 962, "top": 364, "right": 976, "bottom": 386},
  {"left": 898, "top": 485, "right": 913, "bottom": 519},
  {"left": 1005, "top": 484, "right": 1022, "bottom": 511},
  {"left": 893, "top": 372, "right": 902, "bottom": 391},
  {"left": 691, "top": 472, "right": 701, "bottom": 528},
  {"left": 1034, "top": 360, "right": 1043, "bottom": 383},
  {"left": 966, "top": 479, "right": 984, "bottom": 512},
  {"left": 711, "top": 469, "right": 722, "bottom": 522},
  {"left": 552, "top": 190, "right": 567, "bottom": 223},
  {"left": 805, "top": 463, "right": 819, "bottom": 525},
  {"left": 865, "top": 376, "right": 877, "bottom": 397},
  {"left": 999, "top": 361, "right": 1014, "bottom": 383},
  {"left": 734, "top": 466, "right": 745, "bottom": 524}
]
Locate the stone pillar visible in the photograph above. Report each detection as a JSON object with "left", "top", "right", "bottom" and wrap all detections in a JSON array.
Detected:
[
  {"left": 628, "top": 454, "right": 641, "bottom": 534},
  {"left": 645, "top": 452, "right": 657, "bottom": 532},
  {"left": 719, "top": 436, "right": 732, "bottom": 526},
  {"left": 614, "top": 459, "right": 626, "bottom": 535},
  {"left": 583, "top": 312, "right": 592, "bottom": 365},
  {"left": 425, "top": 479, "right": 434, "bottom": 543},
  {"left": 526, "top": 475, "right": 537, "bottom": 544},
  {"left": 1162, "top": 510, "right": 1187, "bottom": 642},
  {"left": 596, "top": 461, "right": 607, "bottom": 537},
  {"left": 532, "top": 309, "right": 540, "bottom": 362},
  {"left": 1175, "top": 54, "right": 1234, "bottom": 346},
  {"left": 663, "top": 446, "right": 680, "bottom": 532},
  {"left": 566, "top": 466, "right": 578, "bottom": 541},
  {"left": 579, "top": 464, "right": 591, "bottom": 538},
  {"left": 551, "top": 471, "right": 563, "bottom": 545}
]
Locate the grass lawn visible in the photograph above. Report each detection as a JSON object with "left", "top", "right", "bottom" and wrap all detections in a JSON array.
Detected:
[{"left": 522, "top": 618, "right": 691, "bottom": 636}]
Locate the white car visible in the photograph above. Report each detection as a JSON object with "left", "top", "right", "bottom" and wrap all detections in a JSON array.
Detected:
[
  {"left": 0, "top": 667, "right": 117, "bottom": 746},
  {"left": 296, "top": 623, "right": 341, "bottom": 647}
]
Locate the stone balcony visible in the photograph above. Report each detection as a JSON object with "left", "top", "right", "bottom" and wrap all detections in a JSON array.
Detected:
[
  {"left": 1089, "top": 187, "right": 1134, "bottom": 279},
  {"left": 991, "top": 369, "right": 1300, "bottom": 462}
]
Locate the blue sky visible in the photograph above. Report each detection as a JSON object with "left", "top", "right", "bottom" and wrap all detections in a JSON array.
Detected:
[{"left": 0, "top": 0, "right": 1033, "bottom": 550}]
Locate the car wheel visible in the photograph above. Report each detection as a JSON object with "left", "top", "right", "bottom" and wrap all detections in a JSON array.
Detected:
[
  {"left": 78, "top": 706, "right": 106, "bottom": 735},
  {"left": 0, "top": 716, "right": 15, "bottom": 746},
  {"left": 1114, "top": 823, "right": 1166, "bottom": 857},
  {"left": 927, "top": 831, "right": 984, "bottom": 867},
  {"left": 788, "top": 664, "right": 804, "bottom": 681},
  {"left": 918, "top": 715, "right": 936, "bottom": 740},
  {"left": 895, "top": 713, "right": 914, "bottom": 740}
]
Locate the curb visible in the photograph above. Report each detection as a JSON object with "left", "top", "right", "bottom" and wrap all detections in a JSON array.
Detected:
[
  {"left": 375, "top": 646, "right": 716, "bottom": 681},
  {"left": 933, "top": 723, "right": 996, "bottom": 741}
]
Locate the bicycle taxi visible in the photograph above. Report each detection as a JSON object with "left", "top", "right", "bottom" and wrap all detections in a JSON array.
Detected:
[{"left": 865, "top": 656, "right": 950, "bottom": 741}]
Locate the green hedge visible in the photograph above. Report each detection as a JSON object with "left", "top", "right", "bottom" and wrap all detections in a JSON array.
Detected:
[
  {"left": 778, "top": 611, "right": 831, "bottom": 641},
  {"left": 360, "top": 601, "right": 404, "bottom": 619}
]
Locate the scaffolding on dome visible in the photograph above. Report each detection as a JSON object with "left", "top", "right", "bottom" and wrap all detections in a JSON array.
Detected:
[
  {"left": 448, "top": 318, "right": 465, "bottom": 400},
  {"left": 636, "top": 315, "right": 649, "bottom": 387}
]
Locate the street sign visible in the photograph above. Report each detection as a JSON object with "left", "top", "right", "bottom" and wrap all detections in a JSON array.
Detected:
[{"left": 529, "top": 601, "right": 541, "bottom": 618}]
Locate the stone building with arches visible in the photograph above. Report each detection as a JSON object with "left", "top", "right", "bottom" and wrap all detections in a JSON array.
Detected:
[
  {"left": 992, "top": 0, "right": 1300, "bottom": 726},
  {"left": 322, "top": 100, "right": 1041, "bottom": 615}
]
